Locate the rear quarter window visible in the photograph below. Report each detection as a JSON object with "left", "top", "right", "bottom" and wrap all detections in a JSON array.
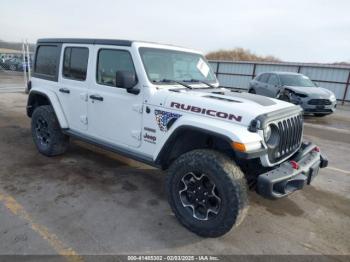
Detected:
[{"left": 34, "top": 44, "right": 61, "bottom": 81}]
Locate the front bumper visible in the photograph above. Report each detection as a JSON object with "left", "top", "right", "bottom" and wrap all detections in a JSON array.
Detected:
[
  {"left": 303, "top": 107, "right": 336, "bottom": 114},
  {"left": 290, "top": 97, "right": 337, "bottom": 114},
  {"left": 257, "top": 142, "right": 328, "bottom": 199},
  {"left": 302, "top": 101, "right": 336, "bottom": 114}
]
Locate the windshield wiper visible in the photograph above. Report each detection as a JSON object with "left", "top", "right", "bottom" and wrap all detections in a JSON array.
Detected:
[
  {"left": 183, "top": 79, "right": 216, "bottom": 88},
  {"left": 152, "top": 79, "right": 193, "bottom": 89}
]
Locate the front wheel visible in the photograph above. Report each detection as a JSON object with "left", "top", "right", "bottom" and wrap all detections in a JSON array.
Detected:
[{"left": 166, "top": 149, "right": 249, "bottom": 237}]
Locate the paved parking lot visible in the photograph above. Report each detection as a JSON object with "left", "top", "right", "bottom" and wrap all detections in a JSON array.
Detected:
[{"left": 0, "top": 71, "right": 349, "bottom": 258}]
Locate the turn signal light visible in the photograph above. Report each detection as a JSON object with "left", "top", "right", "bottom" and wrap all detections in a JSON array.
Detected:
[
  {"left": 232, "top": 142, "right": 246, "bottom": 152},
  {"left": 313, "top": 146, "right": 320, "bottom": 152}
]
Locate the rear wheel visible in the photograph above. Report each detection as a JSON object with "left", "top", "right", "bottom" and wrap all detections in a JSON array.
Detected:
[
  {"left": 31, "top": 105, "right": 69, "bottom": 156},
  {"left": 166, "top": 149, "right": 249, "bottom": 237}
]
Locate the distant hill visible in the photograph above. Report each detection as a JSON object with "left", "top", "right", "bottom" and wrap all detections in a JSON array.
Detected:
[
  {"left": 333, "top": 61, "right": 350, "bottom": 66},
  {"left": 206, "top": 47, "right": 350, "bottom": 66},
  {"left": 206, "top": 48, "right": 281, "bottom": 62},
  {"left": 0, "top": 40, "right": 35, "bottom": 52}
]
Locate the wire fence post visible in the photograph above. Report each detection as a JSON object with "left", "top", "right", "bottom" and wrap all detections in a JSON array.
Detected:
[
  {"left": 342, "top": 71, "right": 350, "bottom": 105},
  {"left": 252, "top": 63, "right": 256, "bottom": 79},
  {"left": 216, "top": 62, "right": 220, "bottom": 77}
]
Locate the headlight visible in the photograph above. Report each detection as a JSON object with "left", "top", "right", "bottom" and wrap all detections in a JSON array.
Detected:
[
  {"left": 264, "top": 124, "right": 280, "bottom": 149},
  {"left": 289, "top": 92, "right": 303, "bottom": 105},
  {"left": 264, "top": 125, "right": 272, "bottom": 141},
  {"left": 330, "top": 94, "right": 336, "bottom": 101}
]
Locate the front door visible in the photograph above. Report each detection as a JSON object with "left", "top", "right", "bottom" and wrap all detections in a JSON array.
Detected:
[
  {"left": 57, "top": 44, "right": 91, "bottom": 133},
  {"left": 88, "top": 46, "right": 143, "bottom": 148}
]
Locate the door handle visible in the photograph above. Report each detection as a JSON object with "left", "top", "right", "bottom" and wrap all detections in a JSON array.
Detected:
[
  {"left": 59, "top": 88, "right": 70, "bottom": 94},
  {"left": 89, "top": 94, "right": 104, "bottom": 101}
]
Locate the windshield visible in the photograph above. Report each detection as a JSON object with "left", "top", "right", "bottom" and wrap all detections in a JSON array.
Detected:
[
  {"left": 139, "top": 47, "right": 216, "bottom": 84},
  {"left": 280, "top": 74, "right": 316, "bottom": 87}
]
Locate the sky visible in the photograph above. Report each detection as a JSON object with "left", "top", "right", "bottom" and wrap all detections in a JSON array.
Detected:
[{"left": 1, "top": 0, "right": 350, "bottom": 63}]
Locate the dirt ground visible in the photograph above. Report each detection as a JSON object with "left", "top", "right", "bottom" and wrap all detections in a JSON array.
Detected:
[{"left": 0, "top": 71, "right": 349, "bottom": 259}]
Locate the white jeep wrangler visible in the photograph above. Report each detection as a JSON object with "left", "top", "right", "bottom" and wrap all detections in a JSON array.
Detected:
[{"left": 27, "top": 38, "right": 328, "bottom": 237}]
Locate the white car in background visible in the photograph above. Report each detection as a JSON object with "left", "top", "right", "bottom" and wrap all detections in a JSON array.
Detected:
[{"left": 249, "top": 72, "right": 337, "bottom": 117}]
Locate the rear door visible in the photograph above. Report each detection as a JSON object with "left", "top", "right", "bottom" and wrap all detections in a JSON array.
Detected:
[{"left": 57, "top": 44, "right": 91, "bottom": 133}]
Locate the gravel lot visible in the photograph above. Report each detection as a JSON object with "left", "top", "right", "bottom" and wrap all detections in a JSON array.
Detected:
[{"left": 0, "top": 70, "right": 349, "bottom": 259}]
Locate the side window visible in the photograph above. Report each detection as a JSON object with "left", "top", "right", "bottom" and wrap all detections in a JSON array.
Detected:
[
  {"left": 34, "top": 45, "right": 60, "bottom": 78},
  {"left": 259, "top": 73, "right": 269, "bottom": 83},
  {"left": 97, "top": 49, "right": 135, "bottom": 87},
  {"left": 63, "top": 47, "right": 89, "bottom": 81},
  {"left": 268, "top": 74, "right": 279, "bottom": 86}
]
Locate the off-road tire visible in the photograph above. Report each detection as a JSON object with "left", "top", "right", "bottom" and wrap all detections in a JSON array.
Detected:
[
  {"left": 166, "top": 149, "right": 249, "bottom": 237},
  {"left": 31, "top": 105, "right": 69, "bottom": 156}
]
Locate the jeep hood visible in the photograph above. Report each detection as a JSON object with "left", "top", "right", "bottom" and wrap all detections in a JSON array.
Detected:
[
  {"left": 285, "top": 86, "right": 333, "bottom": 97},
  {"left": 159, "top": 88, "right": 297, "bottom": 127}
]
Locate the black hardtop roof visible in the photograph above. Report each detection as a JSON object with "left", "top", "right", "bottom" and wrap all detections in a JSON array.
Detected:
[{"left": 37, "top": 38, "right": 132, "bottom": 46}]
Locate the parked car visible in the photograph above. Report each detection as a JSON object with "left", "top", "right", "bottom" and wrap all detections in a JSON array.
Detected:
[
  {"left": 27, "top": 38, "right": 327, "bottom": 237},
  {"left": 249, "top": 72, "right": 337, "bottom": 117},
  {"left": 2, "top": 57, "right": 31, "bottom": 71},
  {"left": 0, "top": 58, "right": 6, "bottom": 69},
  {"left": 3, "top": 57, "right": 24, "bottom": 71}
]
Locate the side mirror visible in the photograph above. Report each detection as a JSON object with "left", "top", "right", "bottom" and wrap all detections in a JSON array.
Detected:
[{"left": 115, "top": 71, "right": 139, "bottom": 94}]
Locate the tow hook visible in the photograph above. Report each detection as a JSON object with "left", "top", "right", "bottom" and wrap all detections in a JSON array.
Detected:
[{"left": 290, "top": 160, "right": 299, "bottom": 170}]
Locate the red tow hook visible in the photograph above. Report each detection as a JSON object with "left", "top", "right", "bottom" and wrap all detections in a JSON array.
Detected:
[
  {"left": 290, "top": 160, "right": 299, "bottom": 170},
  {"left": 313, "top": 146, "right": 320, "bottom": 152}
]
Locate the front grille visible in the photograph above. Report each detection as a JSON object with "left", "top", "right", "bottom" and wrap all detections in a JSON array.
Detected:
[
  {"left": 308, "top": 99, "right": 332, "bottom": 105},
  {"left": 268, "top": 114, "right": 303, "bottom": 163}
]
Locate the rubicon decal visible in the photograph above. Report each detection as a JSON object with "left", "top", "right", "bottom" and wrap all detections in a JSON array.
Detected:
[{"left": 170, "top": 102, "right": 242, "bottom": 122}]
